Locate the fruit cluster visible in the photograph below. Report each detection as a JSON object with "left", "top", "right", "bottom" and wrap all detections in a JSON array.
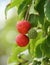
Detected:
[
  {"left": 16, "top": 20, "right": 38, "bottom": 47},
  {"left": 16, "top": 20, "right": 31, "bottom": 47}
]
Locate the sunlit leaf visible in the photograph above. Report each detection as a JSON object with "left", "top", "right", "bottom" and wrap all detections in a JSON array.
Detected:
[
  {"left": 5, "top": 0, "right": 24, "bottom": 18},
  {"left": 29, "top": 0, "right": 39, "bottom": 15},
  {"left": 8, "top": 45, "right": 28, "bottom": 63}
]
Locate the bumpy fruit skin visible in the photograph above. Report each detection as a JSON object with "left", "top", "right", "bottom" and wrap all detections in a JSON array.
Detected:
[
  {"left": 16, "top": 20, "right": 31, "bottom": 34},
  {"left": 28, "top": 28, "right": 37, "bottom": 39},
  {"left": 16, "top": 34, "right": 29, "bottom": 47}
]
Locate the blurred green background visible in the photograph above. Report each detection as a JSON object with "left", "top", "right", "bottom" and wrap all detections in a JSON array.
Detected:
[{"left": 0, "top": 0, "right": 18, "bottom": 65}]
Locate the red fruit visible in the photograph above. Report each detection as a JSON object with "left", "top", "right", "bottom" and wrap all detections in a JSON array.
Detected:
[
  {"left": 16, "top": 34, "right": 29, "bottom": 47},
  {"left": 16, "top": 20, "right": 31, "bottom": 34}
]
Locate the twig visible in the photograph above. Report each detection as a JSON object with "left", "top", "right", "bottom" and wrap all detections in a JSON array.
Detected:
[{"left": 24, "top": 4, "right": 31, "bottom": 20}]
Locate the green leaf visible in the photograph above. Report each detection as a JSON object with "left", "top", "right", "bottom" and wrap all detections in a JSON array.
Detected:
[
  {"left": 43, "top": 20, "right": 50, "bottom": 34},
  {"left": 34, "top": 37, "right": 46, "bottom": 58},
  {"left": 36, "top": 0, "right": 45, "bottom": 25},
  {"left": 35, "top": 37, "right": 46, "bottom": 47},
  {"left": 5, "top": 0, "right": 24, "bottom": 18},
  {"left": 34, "top": 44, "right": 42, "bottom": 58},
  {"left": 34, "top": 37, "right": 46, "bottom": 57},
  {"left": 5, "top": 3, "right": 13, "bottom": 19},
  {"left": 42, "top": 58, "right": 50, "bottom": 65},
  {"left": 29, "top": 0, "right": 39, "bottom": 15},
  {"left": 18, "top": 0, "right": 27, "bottom": 14},
  {"left": 33, "top": 60, "right": 41, "bottom": 65},
  {"left": 8, "top": 46, "right": 28, "bottom": 63},
  {"left": 44, "top": 0, "right": 50, "bottom": 21},
  {"left": 42, "top": 61, "right": 50, "bottom": 65},
  {"left": 41, "top": 41, "right": 50, "bottom": 58},
  {"left": 29, "top": 14, "right": 38, "bottom": 27},
  {"left": 28, "top": 31, "right": 44, "bottom": 56},
  {"left": 34, "top": 0, "right": 40, "bottom": 7},
  {"left": 46, "top": 35, "right": 50, "bottom": 47},
  {"left": 18, "top": 0, "right": 31, "bottom": 14},
  {"left": 29, "top": 39, "right": 37, "bottom": 56}
]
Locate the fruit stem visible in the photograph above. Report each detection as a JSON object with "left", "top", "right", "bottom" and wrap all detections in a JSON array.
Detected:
[{"left": 25, "top": 4, "right": 31, "bottom": 20}]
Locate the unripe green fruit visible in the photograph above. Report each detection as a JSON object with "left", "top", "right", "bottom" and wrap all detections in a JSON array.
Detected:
[{"left": 28, "top": 28, "right": 37, "bottom": 39}]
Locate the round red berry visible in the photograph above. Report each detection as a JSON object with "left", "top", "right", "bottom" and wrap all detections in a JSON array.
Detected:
[
  {"left": 16, "top": 20, "right": 31, "bottom": 34},
  {"left": 16, "top": 34, "right": 29, "bottom": 47}
]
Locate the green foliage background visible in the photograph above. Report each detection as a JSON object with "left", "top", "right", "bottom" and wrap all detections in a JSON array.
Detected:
[{"left": 0, "top": 0, "right": 50, "bottom": 65}]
